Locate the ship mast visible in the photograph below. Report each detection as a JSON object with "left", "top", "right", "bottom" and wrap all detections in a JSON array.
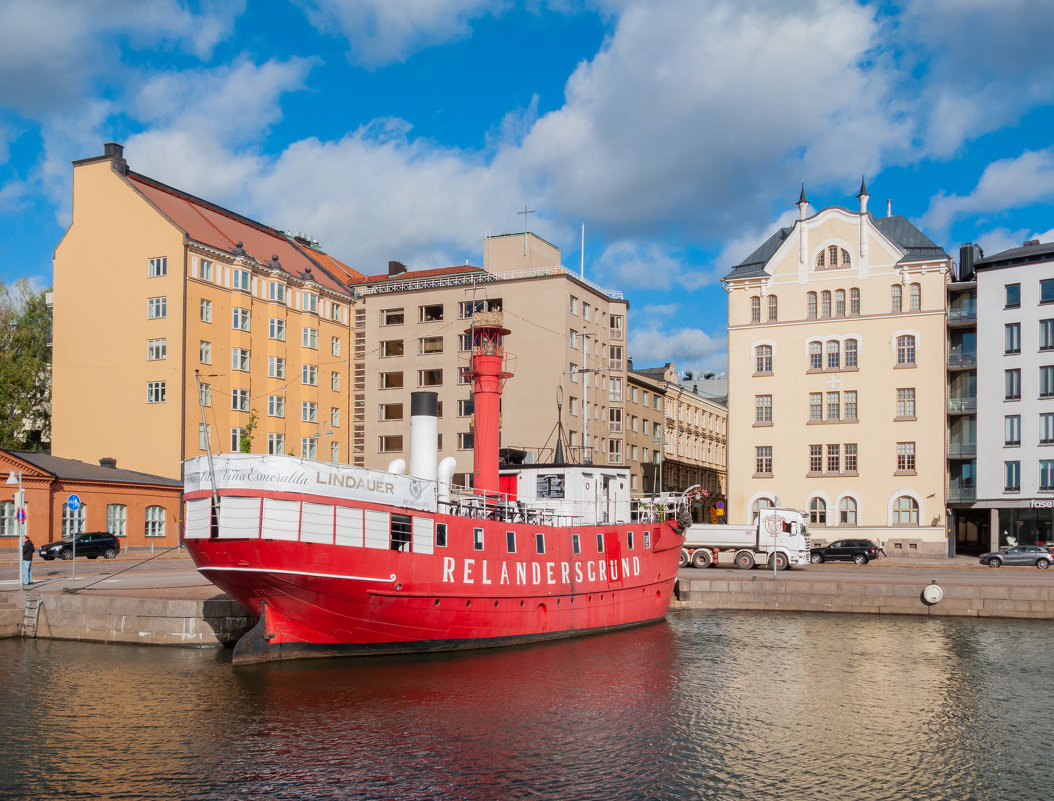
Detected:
[{"left": 467, "top": 311, "right": 513, "bottom": 495}]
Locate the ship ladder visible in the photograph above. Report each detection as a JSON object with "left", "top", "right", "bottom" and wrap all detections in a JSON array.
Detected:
[{"left": 22, "top": 595, "right": 42, "bottom": 639}]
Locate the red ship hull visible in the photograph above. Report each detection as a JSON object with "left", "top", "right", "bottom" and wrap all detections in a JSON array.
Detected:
[{"left": 185, "top": 498, "right": 683, "bottom": 664}]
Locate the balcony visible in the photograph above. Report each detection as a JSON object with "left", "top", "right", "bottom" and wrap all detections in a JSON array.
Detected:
[
  {"left": 947, "top": 483, "right": 976, "bottom": 503},
  {"left": 947, "top": 352, "right": 977, "bottom": 370},
  {"left": 948, "top": 304, "right": 977, "bottom": 325},
  {"left": 947, "top": 441, "right": 976, "bottom": 458},
  {"left": 947, "top": 396, "right": 976, "bottom": 413}
]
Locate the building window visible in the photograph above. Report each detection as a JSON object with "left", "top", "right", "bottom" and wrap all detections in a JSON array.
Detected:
[
  {"left": 232, "top": 269, "right": 250, "bottom": 292},
  {"left": 145, "top": 505, "right": 166, "bottom": 538},
  {"left": 419, "top": 369, "right": 443, "bottom": 387},
  {"left": 379, "top": 435, "right": 403, "bottom": 453},
  {"left": 1005, "top": 323, "right": 1021, "bottom": 354},
  {"left": 1005, "top": 461, "right": 1021, "bottom": 492},
  {"left": 419, "top": 336, "right": 443, "bottom": 355},
  {"left": 608, "top": 439, "right": 623, "bottom": 464},
  {"left": 62, "top": 502, "right": 87, "bottom": 537},
  {"left": 381, "top": 340, "right": 404, "bottom": 358},
  {"left": 200, "top": 259, "right": 214, "bottom": 281},
  {"left": 199, "top": 341, "right": 211, "bottom": 365},
  {"left": 302, "top": 364, "right": 318, "bottom": 386},
  {"left": 1006, "top": 368, "right": 1021, "bottom": 400},
  {"left": 809, "top": 392, "right": 823, "bottom": 421},
  {"left": 230, "top": 427, "right": 247, "bottom": 451},
  {"left": 755, "top": 446, "right": 772, "bottom": 475},
  {"left": 380, "top": 372, "right": 403, "bottom": 389},
  {"left": 147, "top": 297, "right": 167, "bottom": 319},
  {"left": 845, "top": 443, "right": 858, "bottom": 472},
  {"left": 755, "top": 395, "right": 772, "bottom": 424},
  {"left": 302, "top": 402, "right": 318, "bottom": 423},
  {"left": 331, "top": 302, "right": 343, "bottom": 322},
  {"left": 807, "top": 292, "right": 817, "bottom": 319},
  {"left": 147, "top": 338, "right": 166, "bottom": 361},
  {"left": 232, "top": 388, "right": 249, "bottom": 412},
  {"left": 303, "top": 292, "right": 319, "bottom": 314},
  {"left": 826, "top": 392, "right": 840, "bottom": 420},
  {"left": 809, "top": 341, "right": 822, "bottom": 370},
  {"left": 750, "top": 296, "right": 760, "bottom": 322},
  {"left": 268, "top": 395, "right": 285, "bottom": 417},
  {"left": 232, "top": 307, "right": 250, "bottom": 331},
  {"left": 609, "top": 378, "right": 623, "bottom": 403},
  {"left": 232, "top": 348, "right": 250, "bottom": 372},
  {"left": 610, "top": 314, "right": 624, "bottom": 339},
  {"left": 330, "top": 442, "right": 339, "bottom": 462},
  {"left": 891, "top": 285, "right": 902, "bottom": 312},
  {"left": 303, "top": 327, "right": 318, "bottom": 349},
  {"left": 896, "top": 335, "right": 916, "bottom": 366},
  {"left": 1043, "top": 279, "right": 1054, "bottom": 305},
  {"left": 419, "top": 304, "right": 444, "bottom": 322},
  {"left": 909, "top": 283, "right": 921, "bottom": 311},
  {"left": 1042, "top": 460, "right": 1054, "bottom": 491},
  {"left": 821, "top": 291, "right": 831, "bottom": 318},
  {"left": 1042, "top": 413, "right": 1054, "bottom": 445},
  {"left": 1006, "top": 415, "right": 1021, "bottom": 446},
  {"left": 809, "top": 444, "right": 823, "bottom": 472},
  {"left": 609, "top": 408, "right": 623, "bottom": 434},
  {"left": 609, "top": 345, "right": 624, "bottom": 371},
  {"left": 755, "top": 345, "right": 773, "bottom": 374},
  {"left": 1041, "top": 320, "right": 1054, "bottom": 351},
  {"left": 269, "top": 281, "right": 286, "bottom": 304},
  {"left": 827, "top": 443, "right": 840, "bottom": 472},
  {"left": 893, "top": 496, "right": 919, "bottom": 525},
  {"left": 301, "top": 437, "right": 318, "bottom": 460},
  {"left": 269, "top": 318, "right": 286, "bottom": 340},
  {"left": 107, "top": 504, "right": 127, "bottom": 537},
  {"left": 896, "top": 388, "right": 916, "bottom": 419},
  {"left": 839, "top": 497, "right": 857, "bottom": 525},
  {"left": 844, "top": 391, "right": 857, "bottom": 420},
  {"left": 197, "top": 423, "right": 211, "bottom": 451},
  {"left": 826, "top": 341, "right": 840, "bottom": 369},
  {"left": 200, "top": 298, "right": 211, "bottom": 323},
  {"left": 268, "top": 433, "right": 285, "bottom": 455},
  {"left": 835, "top": 289, "right": 846, "bottom": 316},
  {"left": 850, "top": 288, "right": 860, "bottom": 315},
  {"left": 380, "top": 403, "right": 403, "bottom": 421},
  {"left": 331, "top": 407, "right": 339, "bottom": 427},
  {"left": 809, "top": 498, "right": 826, "bottom": 525},
  {"left": 1006, "top": 283, "right": 1021, "bottom": 308},
  {"left": 332, "top": 371, "right": 340, "bottom": 391},
  {"left": 268, "top": 356, "right": 285, "bottom": 379},
  {"left": 768, "top": 295, "right": 778, "bottom": 321},
  {"left": 199, "top": 383, "right": 211, "bottom": 408},
  {"left": 148, "top": 256, "right": 167, "bottom": 277},
  {"left": 845, "top": 339, "right": 858, "bottom": 368},
  {"left": 146, "top": 381, "right": 166, "bottom": 403},
  {"left": 379, "top": 308, "right": 404, "bottom": 326},
  {"left": 1042, "top": 366, "right": 1054, "bottom": 398},
  {"left": 897, "top": 442, "right": 916, "bottom": 472}
]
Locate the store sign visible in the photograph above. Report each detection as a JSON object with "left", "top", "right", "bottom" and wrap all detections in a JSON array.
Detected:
[{"left": 1029, "top": 500, "right": 1054, "bottom": 509}]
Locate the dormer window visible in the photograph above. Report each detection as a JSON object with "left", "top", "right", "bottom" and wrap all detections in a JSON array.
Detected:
[{"left": 816, "top": 246, "right": 851, "bottom": 270}]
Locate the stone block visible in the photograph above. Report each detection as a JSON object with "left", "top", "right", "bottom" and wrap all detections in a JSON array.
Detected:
[{"left": 980, "top": 586, "right": 1011, "bottom": 600}]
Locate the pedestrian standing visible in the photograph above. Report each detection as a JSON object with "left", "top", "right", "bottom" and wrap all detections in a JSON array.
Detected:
[{"left": 21, "top": 536, "right": 34, "bottom": 586}]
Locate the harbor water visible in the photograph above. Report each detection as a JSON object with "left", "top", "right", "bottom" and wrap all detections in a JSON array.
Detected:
[{"left": 2, "top": 609, "right": 1052, "bottom": 800}]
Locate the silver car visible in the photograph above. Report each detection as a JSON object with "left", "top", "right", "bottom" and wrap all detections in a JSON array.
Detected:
[{"left": 979, "top": 545, "right": 1053, "bottom": 569}]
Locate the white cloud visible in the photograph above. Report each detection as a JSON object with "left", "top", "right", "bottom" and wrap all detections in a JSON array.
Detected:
[
  {"left": 295, "top": 0, "right": 505, "bottom": 67},
  {"left": 629, "top": 325, "right": 727, "bottom": 375}
]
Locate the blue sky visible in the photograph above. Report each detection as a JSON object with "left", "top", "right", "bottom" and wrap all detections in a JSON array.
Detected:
[{"left": 3, "top": 0, "right": 1054, "bottom": 376}]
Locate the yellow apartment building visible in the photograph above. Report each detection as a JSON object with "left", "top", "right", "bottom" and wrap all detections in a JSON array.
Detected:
[
  {"left": 53, "top": 143, "right": 360, "bottom": 479},
  {"left": 724, "top": 184, "right": 951, "bottom": 556}
]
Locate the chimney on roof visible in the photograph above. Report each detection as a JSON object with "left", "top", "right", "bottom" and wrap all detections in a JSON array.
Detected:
[
  {"left": 887, "top": 199, "right": 892, "bottom": 217},
  {"left": 99, "top": 457, "right": 117, "bottom": 469},
  {"left": 389, "top": 260, "right": 408, "bottom": 276},
  {"left": 104, "top": 142, "right": 127, "bottom": 174},
  {"left": 1025, "top": 239, "right": 1041, "bottom": 247}
]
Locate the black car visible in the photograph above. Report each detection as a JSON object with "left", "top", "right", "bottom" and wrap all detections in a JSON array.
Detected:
[
  {"left": 39, "top": 532, "right": 121, "bottom": 561},
  {"left": 810, "top": 539, "right": 881, "bottom": 565}
]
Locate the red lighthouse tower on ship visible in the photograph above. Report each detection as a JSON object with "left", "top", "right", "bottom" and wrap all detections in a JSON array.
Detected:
[{"left": 466, "top": 311, "right": 514, "bottom": 494}]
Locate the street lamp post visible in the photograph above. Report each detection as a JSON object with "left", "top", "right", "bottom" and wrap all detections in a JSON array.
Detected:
[{"left": 7, "top": 471, "right": 24, "bottom": 590}]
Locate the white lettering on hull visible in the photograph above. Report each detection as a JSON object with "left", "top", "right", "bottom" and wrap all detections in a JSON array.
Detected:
[{"left": 440, "top": 557, "right": 642, "bottom": 587}]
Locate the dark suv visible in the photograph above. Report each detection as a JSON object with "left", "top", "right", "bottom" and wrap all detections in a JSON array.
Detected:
[
  {"left": 39, "top": 532, "right": 121, "bottom": 561},
  {"left": 810, "top": 539, "right": 881, "bottom": 565}
]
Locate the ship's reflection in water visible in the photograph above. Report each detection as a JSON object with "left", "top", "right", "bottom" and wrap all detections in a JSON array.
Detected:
[{"left": 3, "top": 611, "right": 1053, "bottom": 800}]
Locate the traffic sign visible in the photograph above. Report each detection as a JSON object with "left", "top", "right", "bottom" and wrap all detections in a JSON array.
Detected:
[
  {"left": 67, "top": 494, "right": 81, "bottom": 511},
  {"left": 15, "top": 508, "right": 25, "bottom": 524},
  {"left": 715, "top": 501, "right": 724, "bottom": 509}
]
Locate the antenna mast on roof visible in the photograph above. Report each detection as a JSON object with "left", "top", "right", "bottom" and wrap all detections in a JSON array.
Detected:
[{"left": 517, "top": 205, "right": 535, "bottom": 255}]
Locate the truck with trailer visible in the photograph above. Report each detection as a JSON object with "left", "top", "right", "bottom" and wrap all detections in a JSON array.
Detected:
[{"left": 679, "top": 507, "right": 811, "bottom": 570}]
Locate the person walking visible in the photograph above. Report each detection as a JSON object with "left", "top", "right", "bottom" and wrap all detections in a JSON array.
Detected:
[{"left": 21, "top": 536, "right": 34, "bottom": 586}]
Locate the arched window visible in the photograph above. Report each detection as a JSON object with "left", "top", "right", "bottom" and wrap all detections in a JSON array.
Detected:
[
  {"left": 821, "top": 291, "right": 832, "bottom": 317},
  {"left": 145, "top": 505, "right": 166, "bottom": 538},
  {"left": 841, "top": 248, "right": 851, "bottom": 266},
  {"left": 750, "top": 296, "right": 761, "bottom": 322},
  {"left": 62, "top": 502, "right": 87, "bottom": 538},
  {"left": 807, "top": 292, "right": 817, "bottom": 319},
  {"left": 910, "top": 283, "right": 921, "bottom": 311},
  {"left": 845, "top": 338, "right": 858, "bottom": 367},
  {"left": 815, "top": 250, "right": 826, "bottom": 269},
  {"left": 835, "top": 289, "right": 846, "bottom": 316},
  {"left": 897, "top": 335, "right": 916, "bottom": 365},
  {"left": 839, "top": 497, "right": 858, "bottom": 525},
  {"left": 768, "top": 295, "right": 778, "bottom": 321},
  {"left": 850, "top": 288, "right": 860, "bottom": 315},
  {"left": 893, "top": 495, "right": 919, "bottom": 525},
  {"left": 829, "top": 245, "right": 839, "bottom": 267},
  {"left": 827, "top": 340, "right": 840, "bottom": 369},
  {"left": 891, "top": 284, "right": 903, "bottom": 312},
  {"left": 751, "top": 497, "right": 775, "bottom": 520},
  {"left": 809, "top": 497, "right": 827, "bottom": 525},
  {"left": 755, "top": 345, "right": 773, "bottom": 373},
  {"left": 0, "top": 501, "right": 14, "bottom": 538},
  {"left": 809, "top": 341, "right": 822, "bottom": 370},
  {"left": 107, "top": 504, "right": 127, "bottom": 537}
]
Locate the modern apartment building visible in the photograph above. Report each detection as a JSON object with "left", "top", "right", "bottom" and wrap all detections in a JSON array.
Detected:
[
  {"left": 724, "top": 185, "right": 952, "bottom": 556},
  {"left": 972, "top": 240, "right": 1054, "bottom": 549},
  {"left": 52, "top": 143, "right": 361, "bottom": 479}
]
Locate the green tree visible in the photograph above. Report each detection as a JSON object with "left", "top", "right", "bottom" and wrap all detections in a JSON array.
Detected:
[{"left": 0, "top": 280, "right": 52, "bottom": 450}]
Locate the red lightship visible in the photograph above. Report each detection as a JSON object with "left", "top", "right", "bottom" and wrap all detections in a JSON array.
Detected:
[{"left": 183, "top": 312, "right": 687, "bottom": 663}]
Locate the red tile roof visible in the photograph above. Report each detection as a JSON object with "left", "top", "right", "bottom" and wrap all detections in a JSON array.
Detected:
[{"left": 126, "top": 172, "right": 365, "bottom": 296}]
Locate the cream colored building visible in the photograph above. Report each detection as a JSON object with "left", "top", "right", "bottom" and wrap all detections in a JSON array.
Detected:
[{"left": 723, "top": 185, "right": 951, "bottom": 556}]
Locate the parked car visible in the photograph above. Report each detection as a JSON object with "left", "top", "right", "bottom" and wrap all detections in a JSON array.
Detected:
[
  {"left": 979, "top": 545, "right": 1052, "bottom": 569},
  {"left": 810, "top": 539, "right": 882, "bottom": 565},
  {"left": 39, "top": 532, "right": 121, "bottom": 561}
]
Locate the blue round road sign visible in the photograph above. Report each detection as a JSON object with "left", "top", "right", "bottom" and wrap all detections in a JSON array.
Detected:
[
  {"left": 16, "top": 508, "right": 26, "bottom": 524},
  {"left": 67, "top": 494, "right": 81, "bottom": 511}
]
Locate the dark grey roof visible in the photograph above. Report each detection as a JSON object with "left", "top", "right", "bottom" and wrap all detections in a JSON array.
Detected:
[
  {"left": 975, "top": 240, "right": 1054, "bottom": 268},
  {"left": 6, "top": 450, "right": 182, "bottom": 487},
  {"left": 725, "top": 211, "right": 948, "bottom": 282},
  {"left": 630, "top": 367, "right": 668, "bottom": 381}
]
